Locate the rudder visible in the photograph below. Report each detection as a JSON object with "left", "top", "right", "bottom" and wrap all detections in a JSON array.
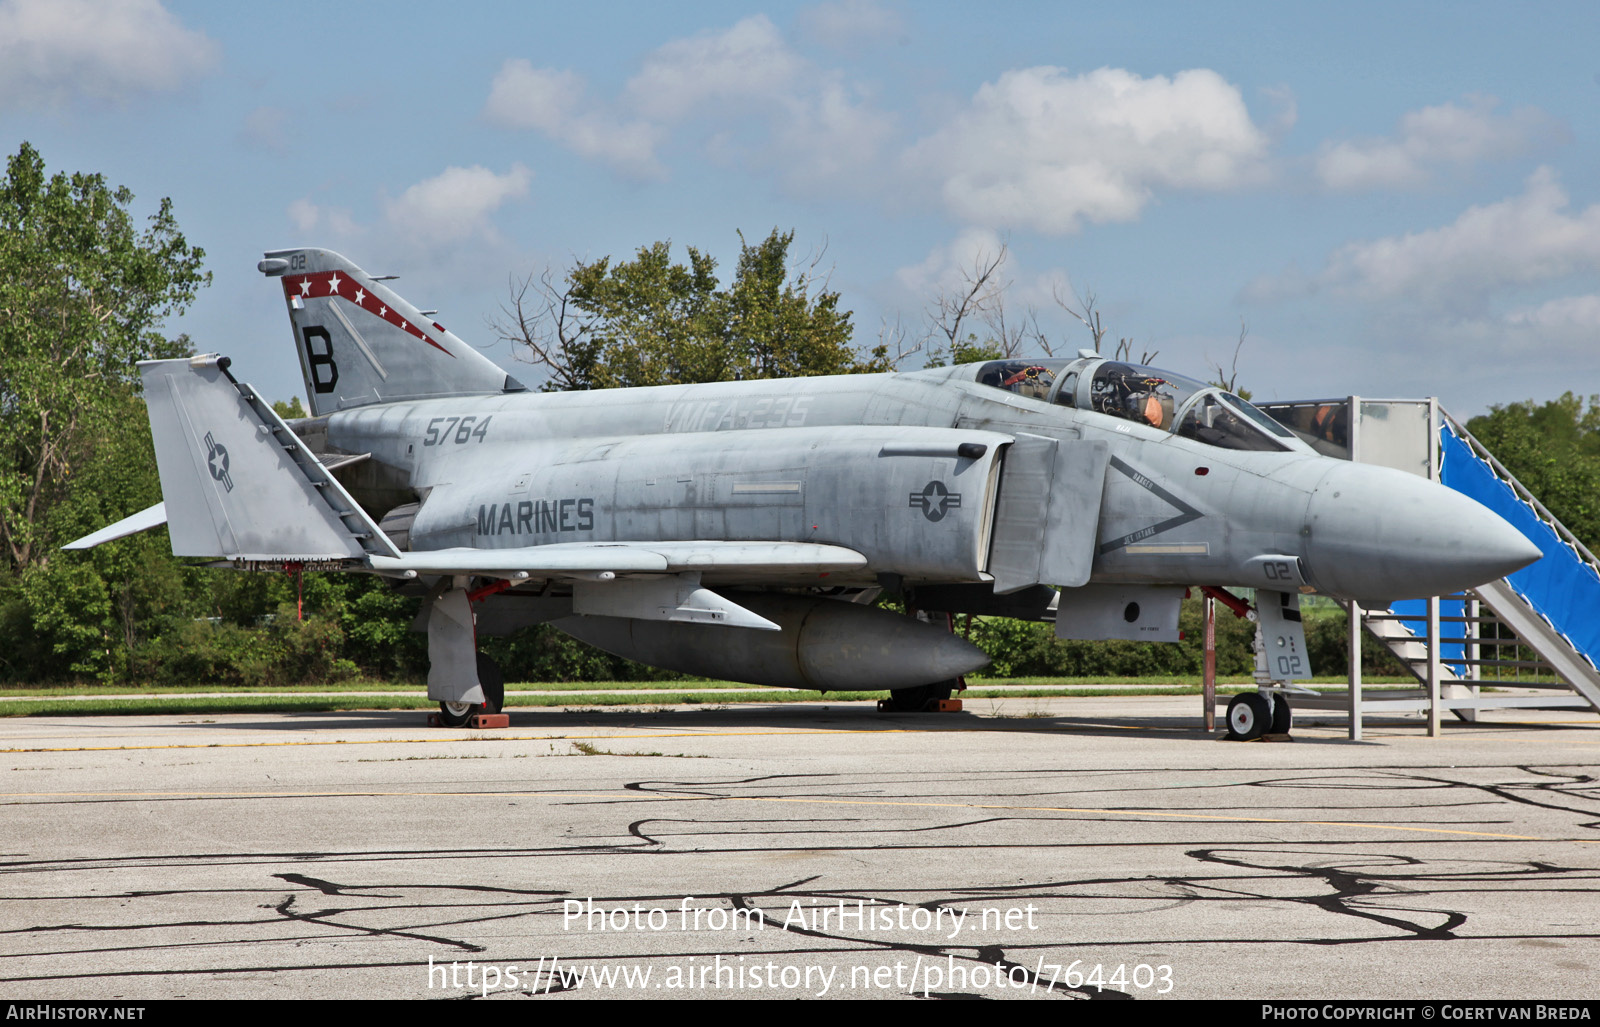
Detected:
[{"left": 258, "top": 247, "right": 524, "bottom": 417}]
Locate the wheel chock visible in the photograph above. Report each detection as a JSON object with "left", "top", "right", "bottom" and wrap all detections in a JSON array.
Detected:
[
  {"left": 875, "top": 698, "right": 964, "bottom": 713},
  {"left": 1219, "top": 731, "right": 1294, "bottom": 742},
  {"left": 426, "top": 712, "right": 510, "bottom": 729}
]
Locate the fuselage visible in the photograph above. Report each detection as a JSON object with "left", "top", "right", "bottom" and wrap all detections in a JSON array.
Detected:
[{"left": 307, "top": 358, "right": 1537, "bottom": 604}]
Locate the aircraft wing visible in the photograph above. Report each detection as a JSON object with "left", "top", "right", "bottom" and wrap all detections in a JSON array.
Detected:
[{"left": 368, "top": 541, "right": 868, "bottom": 578}]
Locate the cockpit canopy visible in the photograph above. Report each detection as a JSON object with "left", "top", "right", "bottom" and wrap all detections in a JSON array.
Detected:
[
  {"left": 974, "top": 359, "right": 1059, "bottom": 401},
  {"left": 974, "top": 356, "right": 1298, "bottom": 452}
]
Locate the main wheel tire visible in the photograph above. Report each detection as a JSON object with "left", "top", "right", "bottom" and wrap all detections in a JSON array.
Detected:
[
  {"left": 1270, "top": 694, "right": 1292, "bottom": 735},
  {"left": 477, "top": 653, "right": 505, "bottom": 715},
  {"left": 1226, "top": 692, "right": 1271, "bottom": 741},
  {"left": 884, "top": 680, "right": 955, "bottom": 713},
  {"left": 437, "top": 654, "right": 505, "bottom": 725}
]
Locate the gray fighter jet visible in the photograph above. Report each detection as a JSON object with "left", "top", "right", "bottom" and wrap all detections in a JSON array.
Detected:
[{"left": 69, "top": 248, "right": 1541, "bottom": 738}]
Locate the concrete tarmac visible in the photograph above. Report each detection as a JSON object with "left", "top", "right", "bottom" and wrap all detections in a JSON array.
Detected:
[{"left": 2, "top": 696, "right": 1597, "bottom": 1001}]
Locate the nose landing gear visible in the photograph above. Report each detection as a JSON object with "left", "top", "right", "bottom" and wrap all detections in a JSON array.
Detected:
[{"left": 1225, "top": 691, "right": 1293, "bottom": 741}]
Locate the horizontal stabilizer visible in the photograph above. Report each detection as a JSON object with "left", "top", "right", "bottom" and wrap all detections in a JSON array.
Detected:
[
  {"left": 369, "top": 541, "right": 868, "bottom": 579},
  {"left": 62, "top": 502, "right": 168, "bottom": 551}
]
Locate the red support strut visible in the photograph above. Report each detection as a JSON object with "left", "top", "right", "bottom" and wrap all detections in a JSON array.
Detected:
[{"left": 1201, "top": 585, "right": 1252, "bottom": 620}]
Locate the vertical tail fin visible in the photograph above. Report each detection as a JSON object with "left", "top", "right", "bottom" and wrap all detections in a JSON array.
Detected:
[
  {"left": 140, "top": 354, "right": 398, "bottom": 565},
  {"left": 258, "top": 247, "right": 525, "bottom": 416}
]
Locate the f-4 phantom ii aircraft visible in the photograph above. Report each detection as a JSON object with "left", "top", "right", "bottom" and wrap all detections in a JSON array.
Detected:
[{"left": 69, "top": 248, "right": 1541, "bottom": 739}]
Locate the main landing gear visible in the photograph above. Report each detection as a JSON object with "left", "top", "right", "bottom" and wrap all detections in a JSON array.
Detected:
[
  {"left": 1225, "top": 691, "right": 1292, "bottom": 740},
  {"left": 882, "top": 680, "right": 956, "bottom": 712},
  {"left": 436, "top": 654, "right": 505, "bottom": 727}
]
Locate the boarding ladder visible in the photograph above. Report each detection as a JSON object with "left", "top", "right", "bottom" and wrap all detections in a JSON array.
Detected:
[{"left": 1259, "top": 398, "right": 1600, "bottom": 738}]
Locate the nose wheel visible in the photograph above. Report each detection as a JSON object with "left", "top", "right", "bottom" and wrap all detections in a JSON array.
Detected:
[{"left": 1226, "top": 692, "right": 1291, "bottom": 740}]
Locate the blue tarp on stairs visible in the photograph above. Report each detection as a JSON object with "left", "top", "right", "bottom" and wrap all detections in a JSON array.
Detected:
[{"left": 1438, "top": 424, "right": 1600, "bottom": 668}]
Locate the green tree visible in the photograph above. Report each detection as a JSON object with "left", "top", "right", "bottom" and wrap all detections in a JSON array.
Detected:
[
  {"left": 0, "top": 143, "right": 208, "bottom": 682},
  {"left": 496, "top": 228, "right": 881, "bottom": 390},
  {"left": 272, "top": 396, "right": 308, "bottom": 420},
  {"left": 0, "top": 142, "right": 209, "bottom": 572},
  {"left": 1467, "top": 392, "right": 1600, "bottom": 551},
  {"left": 923, "top": 335, "right": 1007, "bottom": 368}
]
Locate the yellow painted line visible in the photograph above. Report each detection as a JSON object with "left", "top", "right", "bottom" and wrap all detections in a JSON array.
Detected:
[
  {"left": 0, "top": 786, "right": 1592, "bottom": 845},
  {"left": 6, "top": 714, "right": 1596, "bottom": 754},
  {"left": 0, "top": 729, "right": 913, "bottom": 755}
]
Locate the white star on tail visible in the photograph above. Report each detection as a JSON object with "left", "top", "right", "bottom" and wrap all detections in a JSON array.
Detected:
[
  {"left": 353, "top": 288, "right": 365, "bottom": 305},
  {"left": 298, "top": 277, "right": 312, "bottom": 296},
  {"left": 327, "top": 273, "right": 341, "bottom": 294}
]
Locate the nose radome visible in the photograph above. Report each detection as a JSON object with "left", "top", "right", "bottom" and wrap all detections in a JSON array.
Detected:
[{"left": 1303, "top": 463, "right": 1542, "bottom": 602}]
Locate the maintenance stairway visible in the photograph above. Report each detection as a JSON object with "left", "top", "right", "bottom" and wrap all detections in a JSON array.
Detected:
[{"left": 1259, "top": 398, "right": 1600, "bottom": 736}]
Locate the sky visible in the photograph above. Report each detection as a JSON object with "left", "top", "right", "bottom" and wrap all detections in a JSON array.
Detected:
[{"left": 3, "top": 0, "right": 1598, "bottom": 417}]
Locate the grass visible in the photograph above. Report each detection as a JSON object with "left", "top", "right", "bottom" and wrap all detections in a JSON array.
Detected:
[
  {"left": 0, "top": 674, "right": 1416, "bottom": 696},
  {"left": 0, "top": 677, "right": 1426, "bottom": 718}
]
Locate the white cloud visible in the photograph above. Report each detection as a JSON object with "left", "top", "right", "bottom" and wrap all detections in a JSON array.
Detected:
[
  {"left": 380, "top": 164, "right": 533, "bottom": 248},
  {"left": 483, "top": 60, "right": 663, "bottom": 179},
  {"left": 893, "top": 229, "right": 1077, "bottom": 342},
  {"left": 624, "top": 15, "right": 806, "bottom": 121},
  {"left": 1259, "top": 84, "right": 1298, "bottom": 136},
  {"left": 488, "top": 17, "right": 888, "bottom": 193},
  {"left": 1315, "top": 96, "right": 1565, "bottom": 191},
  {"left": 764, "top": 76, "right": 895, "bottom": 193},
  {"left": 484, "top": 62, "right": 584, "bottom": 135},
  {"left": 0, "top": 0, "right": 217, "bottom": 110},
  {"left": 286, "top": 165, "right": 535, "bottom": 287},
  {"left": 903, "top": 66, "right": 1270, "bottom": 234},
  {"left": 1312, "top": 168, "right": 1600, "bottom": 305},
  {"left": 895, "top": 228, "right": 1010, "bottom": 297},
  {"left": 287, "top": 198, "right": 321, "bottom": 235},
  {"left": 1506, "top": 294, "right": 1600, "bottom": 330},
  {"left": 284, "top": 198, "right": 361, "bottom": 240},
  {"left": 797, "top": 0, "right": 907, "bottom": 50}
]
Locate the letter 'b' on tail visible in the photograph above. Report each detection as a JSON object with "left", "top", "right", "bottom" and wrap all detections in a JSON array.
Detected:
[{"left": 259, "top": 247, "right": 524, "bottom": 417}]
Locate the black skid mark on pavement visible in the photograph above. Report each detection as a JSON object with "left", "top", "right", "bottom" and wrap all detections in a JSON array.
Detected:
[
  {"left": 725, "top": 892, "right": 1096, "bottom": 998},
  {"left": 273, "top": 893, "right": 487, "bottom": 953},
  {"left": 729, "top": 892, "right": 945, "bottom": 957},
  {"left": 1364, "top": 765, "right": 1600, "bottom": 830},
  {"left": 919, "top": 992, "right": 989, "bottom": 1000},
  {"left": 626, "top": 816, "right": 848, "bottom": 847},
  {"left": 275, "top": 873, "right": 399, "bottom": 897},
  {"left": 973, "top": 944, "right": 1133, "bottom": 1000},
  {"left": 624, "top": 772, "right": 826, "bottom": 796},
  {"left": 1186, "top": 849, "right": 1467, "bottom": 942},
  {"left": 771, "top": 874, "right": 823, "bottom": 892},
  {"left": 627, "top": 819, "right": 663, "bottom": 845}
]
